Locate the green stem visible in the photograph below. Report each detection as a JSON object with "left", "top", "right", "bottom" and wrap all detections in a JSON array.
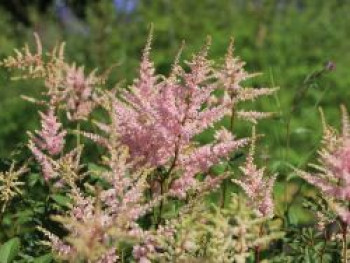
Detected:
[
  {"left": 319, "top": 236, "right": 327, "bottom": 263},
  {"left": 76, "top": 122, "right": 81, "bottom": 147},
  {"left": 157, "top": 178, "right": 165, "bottom": 226},
  {"left": 157, "top": 144, "right": 180, "bottom": 226},
  {"left": 0, "top": 204, "right": 5, "bottom": 225},
  {"left": 255, "top": 223, "right": 264, "bottom": 263},
  {"left": 220, "top": 105, "right": 235, "bottom": 208},
  {"left": 343, "top": 222, "right": 348, "bottom": 263}
]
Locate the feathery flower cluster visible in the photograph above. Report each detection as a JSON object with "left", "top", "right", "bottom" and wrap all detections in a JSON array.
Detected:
[
  {"left": 202, "top": 195, "right": 283, "bottom": 263},
  {"left": 29, "top": 108, "right": 66, "bottom": 155},
  {"left": 1, "top": 33, "right": 280, "bottom": 262},
  {"left": 114, "top": 35, "right": 252, "bottom": 198},
  {"left": 217, "top": 39, "right": 278, "bottom": 124},
  {"left": 142, "top": 195, "right": 283, "bottom": 263},
  {"left": 0, "top": 33, "right": 44, "bottom": 78},
  {"left": 44, "top": 100, "right": 161, "bottom": 261},
  {"left": 64, "top": 64, "right": 100, "bottom": 120},
  {"left": 0, "top": 163, "right": 28, "bottom": 212},
  {"left": 296, "top": 106, "right": 350, "bottom": 224},
  {"left": 41, "top": 145, "right": 155, "bottom": 262},
  {"left": 27, "top": 108, "right": 67, "bottom": 180},
  {"left": 232, "top": 127, "right": 276, "bottom": 217},
  {"left": 1, "top": 33, "right": 102, "bottom": 120}
]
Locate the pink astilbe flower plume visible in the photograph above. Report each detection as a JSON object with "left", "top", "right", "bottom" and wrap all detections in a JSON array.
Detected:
[
  {"left": 82, "top": 90, "right": 165, "bottom": 220},
  {"left": 29, "top": 108, "right": 67, "bottom": 155},
  {"left": 28, "top": 141, "right": 56, "bottom": 181},
  {"left": 0, "top": 32, "right": 43, "bottom": 79},
  {"left": 217, "top": 38, "right": 257, "bottom": 92},
  {"left": 27, "top": 107, "right": 85, "bottom": 184},
  {"left": 27, "top": 108, "right": 66, "bottom": 180},
  {"left": 114, "top": 35, "right": 247, "bottom": 198},
  {"left": 295, "top": 106, "right": 350, "bottom": 224},
  {"left": 41, "top": 194, "right": 119, "bottom": 262},
  {"left": 64, "top": 64, "right": 102, "bottom": 120},
  {"left": 173, "top": 128, "right": 247, "bottom": 197},
  {"left": 217, "top": 38, "right": 278, "bottom": 124},
  {"left": 232, "top": 127, "right": 276, "bottom": 217},
  {"left": 1, "top": 33, "right": 103, "bottom": 120}
]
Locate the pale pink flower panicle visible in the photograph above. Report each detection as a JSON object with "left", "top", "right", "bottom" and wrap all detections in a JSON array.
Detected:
[
  {"left": 296, "top": 106, "right": 350, "bottom": 223},
  {"left": 217, "top": 38, "right": 253, "bottom": 93},
  {"left": 30, "top": 108, "right": 66, "bottom": 155},
  {"left": 64, "top": 64, "right": 98, "bottom": 120},
  {"left": 115, "top": 37, "right": 247, "bottom": 198},
  {"left": 97, "top": 249, "right": 119, "bottom": 263},
  {"left": 217, "top": 38, "right": 278, "bottom": 124},
  {"left": 232, "top": 127, "right": 276, "bottom": 217},
  {"left": 28, "top": 108, "right": 84, "bottom": 184},
  {"left": 1, "top": 34, "right": 100, "bottom": 121},
  {"left": 0, "top": 32, "right": 44, "bottom": 78},
  {"left": 28, "top": 141, "right": 56, "bottom": 181},
  {"left": 173, "top": 129, "right": 248, "bottom": 197},
  {"left": 28, "top": 108, "right": 66, "bottom": 181}
]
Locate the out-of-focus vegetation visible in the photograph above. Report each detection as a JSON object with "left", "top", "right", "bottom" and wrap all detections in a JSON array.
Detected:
[{"left": 0, "top": 0, "right": 349, "bottom": 226}]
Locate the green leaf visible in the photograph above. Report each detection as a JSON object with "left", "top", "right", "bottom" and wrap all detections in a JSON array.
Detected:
[
  {"left": 27, "top": 173, "right": 41, "bottom": 187},
  {"left": 50, "top": 194, "right": 71, "bottom": 208},
  {"left": 33, "top": 254, "right": 53, "bottom": 263},
  {"left": 0, "top": 237, "right": 20, "bottom": 263},
  {"left": 88, "top": 163, "right": 108, "bottom": 174}
]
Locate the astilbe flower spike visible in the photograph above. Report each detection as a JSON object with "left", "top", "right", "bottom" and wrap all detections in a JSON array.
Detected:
[
  {"left": 29, "top": 108, "right": 66, "bottom": 155},
  {"left": 114, "top": 35, "right": 248, "bottom": 198},
  {"left": 64, "top": 64, "right": 100, "bottom": 120},
  {"left": 295, "top": 106, "right": 350, "bottom": 224},
  {"left": 27, "top": 108, "right": 66, "bottom": 180},
  {"left": 0, "top": 32, "right": 43, "bottom": 79},
  {"left": 217, "top": 38, "right": 278, "bottom": 124},
  {"left": 1, "top": 33, "right": 103, "bottom": 120},
  {"left": 27, "top": 106, "right": 84, "bottom": 185},
  {"left": 232, "top": 127, "right": 276, "bottom": 217},
  {"left": 0, "top": 163, "right": 28, "bottom": 212}
]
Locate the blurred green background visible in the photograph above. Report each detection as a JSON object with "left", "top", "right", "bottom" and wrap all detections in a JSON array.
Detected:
[{"left": 1, "top": 0, "right": 349, "bottom": 225}]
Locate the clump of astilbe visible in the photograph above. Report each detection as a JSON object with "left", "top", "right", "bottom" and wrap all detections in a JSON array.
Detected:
[
  {"left": 2, "top": 33, "right": 279, "bottom": 262},
  {"left": 201, "top": 195, "right": 283, "bottom": 263},
  {"left": 131, "top": 173, "right": 227, "bottom": 263},
  {"left": 232, "top": 127, "right": 277, "bottom": 217},
  {"left": 294, "top": 106, "right": 350, "bottom": 261},
  {"left": 0, "top": 163, "right": 28, "bottom": 212},
  {"left": 145, "top": 194, "right": 283, "bottom": 263},
  {"left": 40, "top": 149, "right": 154, "bottom": 262},
  {"left": 217, "top": 38, "right": 278, "bottom": 124},
  {"left": 1, "top": 33, "right": 103, "bottom": 121},
  {"left": 294, "top": 106, "right": 350, "bottom": 223},
  {"left": 114, "top": 34, "right": 248, "bottom": 198},
  {"left": 40, "top": 94, "right": 160, "bottom": 262},
  {"left": 41, "top": 191, "right": 121, "bottom": 262}
]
